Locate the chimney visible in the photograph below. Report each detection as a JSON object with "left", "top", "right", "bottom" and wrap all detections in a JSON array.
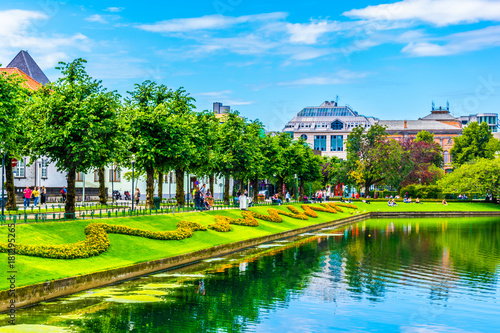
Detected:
[{"left": 404, "top": 120, "right": 407, "bottom": 129}]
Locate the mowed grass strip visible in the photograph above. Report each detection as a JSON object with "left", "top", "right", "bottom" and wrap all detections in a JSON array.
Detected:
[{"left": 1, "top": 202, "right": 499, "bottom": 290}]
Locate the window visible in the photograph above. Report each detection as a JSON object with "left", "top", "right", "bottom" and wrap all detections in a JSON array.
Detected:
[
  {"left": 109, "top": 168, "right": 121, "bottom": 182},
  {"left": 444, "top": 151, "right": 450, "bottom": 164},
  {"left": 300, "top": 134, "right": 308, "bottom": 140},
  {"left": 314, "top": 135, "right": 327, "bottom": 151},
  {"left": 41, "top": 159, "right": 48, "bottom": 178},
  {"left": 331, "top": 120, "right": 344, "bottom": 130},
  {"left": 447, "top": 138, "right": 453, "bottom": 144},
  {"left": 330, "top": 135, "right": 344, "bottom": 151},
  {"left": 14, "top": 158, "right": 25, "bottom": 178},
  {"left": 76, "top": 172, "right": 84, "bottom": 182}
]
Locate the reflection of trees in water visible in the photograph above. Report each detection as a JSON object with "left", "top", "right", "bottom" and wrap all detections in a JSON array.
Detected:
[
  {"left": 75, "top": 242, "right": 325, "bottom": 332},
  {"left": 340, "top": 219, "right": 500, "bottom": 303}
]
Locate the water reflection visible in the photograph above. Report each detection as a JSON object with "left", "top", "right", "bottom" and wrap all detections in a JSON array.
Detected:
[{"left": 2, "top": 217, "right": 499, "bottom": 333}]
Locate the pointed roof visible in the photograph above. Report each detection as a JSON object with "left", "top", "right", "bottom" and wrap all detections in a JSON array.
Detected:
[{"left": 7, "top": 50, "right": 50, "bottom": 85}]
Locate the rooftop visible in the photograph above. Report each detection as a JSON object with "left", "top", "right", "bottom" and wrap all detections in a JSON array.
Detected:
[
  {"left": 0, "top": 68, "right": 42, "bottom": 90},
  {"left": 7, "top": 50, "right": 50, "bottom": 85},
  {"left": 378, "top": 120, "right": 462, "bottom": 131}
]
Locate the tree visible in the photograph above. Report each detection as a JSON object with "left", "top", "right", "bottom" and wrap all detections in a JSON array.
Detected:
[
  {"left": 0, "top": 69, "right": 29, "bottom": 211},
  {"left": 346, "top": 124, "right": 403, "bottom": 195},
  {"left": 438, "top": 158, "right": 500, "bottom": 203},
  {"left": 414, "top": 130, "right": 435, "bottom": 144},
  {"left": 124, "top": 82, "right": 196, "bottom": 208},
  {"left": 450, "top": 122, "right": 500, "bottom": 167},
  {"left": 24, "top": 59, "right": 121, "bottom": 217}
]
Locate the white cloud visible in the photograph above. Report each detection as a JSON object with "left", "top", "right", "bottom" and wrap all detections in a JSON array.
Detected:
[
  {"left": 279, "top": 70, "right": 370, "bottom": 86},
  {"left": 105, "top": 7, "right": 125, "bottom": 13},
  {"left": 86, "top": 14, "right": 107, "bottom": 24},
  {"left": 0, "top": 9, "right": 90, "bottom": 70},
  {"left": 198, "top": 90, "right": 232, "bottom": 98},
  {"left": 136, "top": 12, "right": 287, "bottom": 33},
  {"left": 225, "top": 99, "right": 253, "bottom": 106},
  {"left": 344, "top": 0, "right": 500, "bottom": 27},
  {"left": 402, "top": 25, "right": 500, "bottom": 56},
  {"left": 287, "top": 20, "right": 339, "bottom": 44}
]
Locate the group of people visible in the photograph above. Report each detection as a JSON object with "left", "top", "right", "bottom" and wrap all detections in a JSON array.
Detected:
[
  {"left": 457, "top": 194, "right": 468, "bottom": 200},
  {"left": 23, "top": 186, "right": 47, "bottom": 208},
  {"left": 193, "top": 184, "right": 212, "bottom": 211}
]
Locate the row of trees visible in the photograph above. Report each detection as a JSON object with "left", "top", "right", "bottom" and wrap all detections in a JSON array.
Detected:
[{"left": 1, "top": 59, "right": 323, "bottom": 215}]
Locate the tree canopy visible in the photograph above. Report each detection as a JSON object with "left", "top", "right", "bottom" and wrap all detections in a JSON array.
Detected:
[
  {"left": 450, "top": 122, "right": 499, "bottom": 167},
  {"left": 24, "top": 59, "right": 121, "bottom": 216}
]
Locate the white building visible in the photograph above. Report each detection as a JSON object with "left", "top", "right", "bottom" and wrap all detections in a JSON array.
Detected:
[{"left": 282, "top": 101, "right": 378, "bottom": 159}]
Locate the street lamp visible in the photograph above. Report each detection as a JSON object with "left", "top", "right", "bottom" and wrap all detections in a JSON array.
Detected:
[
  {"left": 219, "top": 183, "right": 223, "bottom": 201},
  {"left": 273, "top": 173, "right": 276, "bottom": 196},
  {"left": 131, "top": 155, "right": 136, "bottom": 211},
  {"left": 1, "top": 152, "right": 6, "bottom": 219},
  {"left": 294, "top": 174, "right": 298, "bottom": 201}
]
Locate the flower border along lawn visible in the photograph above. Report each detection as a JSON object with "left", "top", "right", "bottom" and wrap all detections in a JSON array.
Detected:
[{"left": 1, "top": 201, "right": 499, "bottom": 291}]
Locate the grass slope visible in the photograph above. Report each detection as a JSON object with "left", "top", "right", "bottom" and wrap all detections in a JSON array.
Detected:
[{"left": 1, "top": 202, "right": 499, "bottom": 290}]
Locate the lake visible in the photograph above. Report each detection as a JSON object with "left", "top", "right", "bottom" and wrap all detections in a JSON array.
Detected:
[{"left": 1, "top": 217, "right": 499, "bottom": 332}]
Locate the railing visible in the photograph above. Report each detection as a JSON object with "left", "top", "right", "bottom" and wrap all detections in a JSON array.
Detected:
[{"left": 0, "top": 199, "right": 301, "bottom": 226}]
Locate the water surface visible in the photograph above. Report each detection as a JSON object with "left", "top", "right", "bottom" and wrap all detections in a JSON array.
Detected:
[{"left": 2, "top": 217, "right": 500, "bottom": 332}]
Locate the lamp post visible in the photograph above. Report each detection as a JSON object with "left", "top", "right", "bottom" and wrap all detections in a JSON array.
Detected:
[
  {"left": 219, "top": 183, "right": 223, "bottom": 201},
  {"left": 169, "top": 172, "right": 172, "bottom": 202},
  {"left": 294, "top": 174, "right": 298, "bottom": 201},
  {"left": 1, "top": 152, "right": 6, "bottom": 219},
  {"left": 111, "top": 165, "right": 114, "bottom": 207},
  {"left": 186, "top": 172, "right": 189, "bottom": 207},
  {"left": 131, "top": 155, "right": 135, "bottom": 211},
  {"left": 273, "top": 173, "right": 276, "bottom": 196}
]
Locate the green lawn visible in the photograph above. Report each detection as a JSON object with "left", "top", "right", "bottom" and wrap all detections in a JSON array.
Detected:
[{"left": 1, "top": 201, "right": 499, "bottom": 290}]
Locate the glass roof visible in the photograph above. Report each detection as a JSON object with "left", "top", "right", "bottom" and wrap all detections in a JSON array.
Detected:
[{"left": 297, "top": 107, "right": 357, "bottom": 117}]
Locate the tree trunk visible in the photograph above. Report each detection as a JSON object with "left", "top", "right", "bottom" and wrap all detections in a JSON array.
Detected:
[
  {"left": 278, "top": 177, "right": 285, "bottom": 199},
  {"left": 65, "top": 167, "right": 76, "bottom": 218},
  {"left": 253, "top": 176, "right": 259, "bottom": 203},
  {"left": 175, "top": 169, "right": 185, "bottom": 206},
  {"left": 5, "top": 153, "right": 17, "bottom": 211},
  {"left": 146, "top": 166, "right": 154, "bottom": 209},
  {"left": 299, "top": 179, "right": 305, "bottom": 201},
  {"left": 209, "top": 174, "right": 214, "bottom": 198},
  {"left": 158, "top": 172, "right": 163, "bottom": 200},
  {"left": 98, "top": 167, "right": 106, "bottom": 205},
  {"left": 364, "top": 184, "right": 371, "bottom": 198},
  {"left": 224, "top": 173, "right": 230, "bottom": 205}
]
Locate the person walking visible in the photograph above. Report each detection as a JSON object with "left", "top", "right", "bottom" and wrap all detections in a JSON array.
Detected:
[
  {"left": 33, "top": 187, "right": 40, "bottom": 207},
  {"left": 285, "top": 192, "right": 290, "bottom": 202},
  {"left": 23, "top": 186, "right": 32, "bottom": 208},
  {"left": 40, "top": 186, "right": 46, "bottom": 205},
  {"left": 61, "top": 186, "right": 67, "bottom": 202},
  {"left": 134, "top": 188, "right": 140, "bottom": 207},
  {"left": 194, "top": 186, "right": 201, "bottom": 211}
]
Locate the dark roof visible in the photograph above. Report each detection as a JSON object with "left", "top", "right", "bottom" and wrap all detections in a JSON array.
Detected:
[{"left": 7, "top": 50, "right": 50, "bottom": 85}]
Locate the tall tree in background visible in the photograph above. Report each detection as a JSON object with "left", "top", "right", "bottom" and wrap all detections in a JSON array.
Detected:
[
  {"left": 347, "top": 124, "right": 403, "bottom": 195},
  {"left": 450, "top": 122, "right": 500, "bottom": 167},
  {"left": 24, "top": 59, "right": 121, "bottom": 216},
  {"left": 0, "top": 69, "right": 29, "bottom": 210}
]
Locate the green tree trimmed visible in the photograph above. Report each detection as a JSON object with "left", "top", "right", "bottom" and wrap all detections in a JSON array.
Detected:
[
  {"left": 24, "top": 59, "right": 121, "bottom": 217},
  {"left": 0, "top": 69, "right": 29, "bottom": 210}
]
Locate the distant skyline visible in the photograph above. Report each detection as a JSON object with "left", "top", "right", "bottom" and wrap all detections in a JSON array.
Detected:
[{"left": 1, "top": 0, "right": 499, "bottom": 130}]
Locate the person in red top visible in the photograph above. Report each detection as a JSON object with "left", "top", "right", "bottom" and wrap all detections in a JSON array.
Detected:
[
  {"left": 23, "top": 186, "right": 32, "bottom": 208},
  {"left": 356, "top": 193, "right": 360, "bottom": 199}
]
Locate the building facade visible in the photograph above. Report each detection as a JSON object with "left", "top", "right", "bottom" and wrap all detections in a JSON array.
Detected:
[{"left": 282, "top": 101, "right": 378, "bottom": 159}]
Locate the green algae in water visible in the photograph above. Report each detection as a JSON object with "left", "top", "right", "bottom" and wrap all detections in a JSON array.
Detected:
[
  {"left": 104, "top": 295, "right": 163, "bottom": 303},
  {"left": 130, "top": 290, "right": 169, "bottom": 296},
  {"left": 140, "top": 283, "right": 186, "bottom": 289},
  {"left": 0, "top": 325, "right": 70, "bottom": 332}
]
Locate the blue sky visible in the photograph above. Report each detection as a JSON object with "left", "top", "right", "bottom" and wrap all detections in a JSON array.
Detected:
[{"left": 1, "top": 0, "right": 500, "bottom": 130}]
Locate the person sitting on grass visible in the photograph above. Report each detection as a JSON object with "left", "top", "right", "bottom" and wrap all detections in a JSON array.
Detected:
[
  {"left": 303, "top": 195, "right": 310, "bottom": 204},
  {"left": 407, "top": 197, "right": 412, "bottom": 203},
  {"left": 388, "top": 199, "right": 393, "bottom": 206},
  {"left": 442, "top": 199, "right": 448, "bottom": 205},
  {"left": 415, "top": 198, "right": 422, "bottom": 204},
  {"left": 391, "top": 199, "right": 398, "bottom": 206}
]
